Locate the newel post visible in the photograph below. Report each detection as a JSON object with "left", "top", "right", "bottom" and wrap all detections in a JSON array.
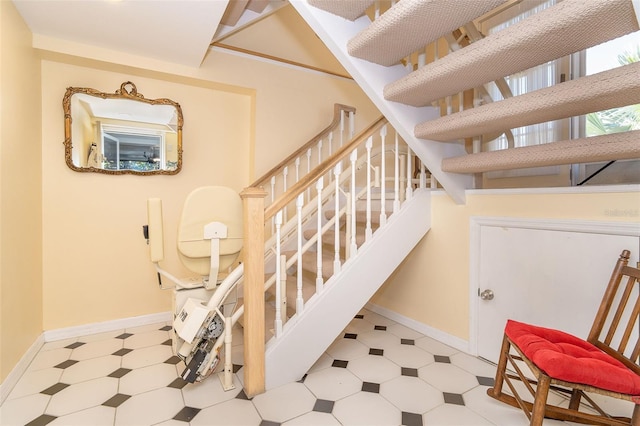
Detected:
[{"left": 240, "top": 186, "right": 267, "bottom": 397}]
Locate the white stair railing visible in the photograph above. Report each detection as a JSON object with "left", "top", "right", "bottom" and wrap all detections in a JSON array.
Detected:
[{"left": 232, "top": 115, "right": 428, "bottom": 395}]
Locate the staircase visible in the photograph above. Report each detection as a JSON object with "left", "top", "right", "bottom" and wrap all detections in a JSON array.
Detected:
[
  {"left": 220, "top": 0, "right": 640, "bottom": 395},
  {"left": 290, "top": 0, "right": 640, "bottom": 202}
]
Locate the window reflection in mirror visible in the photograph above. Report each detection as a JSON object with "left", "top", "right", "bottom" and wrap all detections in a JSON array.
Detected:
[{"left": 63, "top": 81, "right": 183, "bottom": 175}]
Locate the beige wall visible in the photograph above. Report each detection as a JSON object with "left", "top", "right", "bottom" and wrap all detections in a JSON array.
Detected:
[
  {"left": 371, "top": 189, "right": 640, "bottom": 341},
  {"left": 0, "top": 1, "right": 43, "bottom": 382},
  {"left": 41, "top": 60, "right": 254, "bottom": 330}
]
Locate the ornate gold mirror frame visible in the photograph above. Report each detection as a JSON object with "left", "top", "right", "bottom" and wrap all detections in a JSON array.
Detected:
[{"left": 63, "top": 81, "right": 183, "bottom": 175}]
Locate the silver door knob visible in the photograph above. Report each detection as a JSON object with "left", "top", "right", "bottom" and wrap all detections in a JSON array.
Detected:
[{"left": 480, "top": 289, "right": 494, "bottom": 300}]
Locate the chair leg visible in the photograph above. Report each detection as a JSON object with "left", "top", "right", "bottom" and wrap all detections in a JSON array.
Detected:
[
  {"left": 488, "top": 334, "right": 511, "bottom": 397},
  {"left": 568, "top": 389, "right": 582, "bottom": 411},
  {"left": 530, "top": 375, "right": 551, "bottom": 426},
  {"left": 632, "top": 404, "right": 639, "bottom": 426}
]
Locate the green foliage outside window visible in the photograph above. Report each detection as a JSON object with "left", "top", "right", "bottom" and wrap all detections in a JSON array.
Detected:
[{"left": 586, "top": 46, "right": 640, "bottom": 136}]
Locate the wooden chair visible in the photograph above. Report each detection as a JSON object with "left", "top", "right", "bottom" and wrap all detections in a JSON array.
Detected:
[{"left": 487, "top": 249, "right": 640, "bottom": 426}]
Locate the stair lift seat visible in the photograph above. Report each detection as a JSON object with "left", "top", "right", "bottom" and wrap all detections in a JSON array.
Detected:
[
  {"left": 146, "top": 186, "right": 244, "bottom": 385},
  {"left": 177, "top": 186, "right": 243, "bottom": 289}
]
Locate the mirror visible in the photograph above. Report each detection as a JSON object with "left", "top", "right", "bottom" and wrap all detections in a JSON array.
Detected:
[{"left": 63, "top": 81, "right": 183, "bottom": 175}]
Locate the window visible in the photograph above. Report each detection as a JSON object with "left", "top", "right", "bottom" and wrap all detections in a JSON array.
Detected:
[
  {"left": 100, "top": 124, "right": 166, "bottom": 172},
  {"left": 573, "top": 31, "right": 640, "bottom": 186}
]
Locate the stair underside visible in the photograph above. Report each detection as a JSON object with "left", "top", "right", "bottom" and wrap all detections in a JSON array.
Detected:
[
  {"left": 442, "top": 130, "right": 640, "bottom": 174},
  {"left": 384, "top": 0, "right": 639, "bottom": 107},
  {"left": 415, "top": 61, "right": 640, "bottom": 142},
  {"left": 265, "top": 188, "right": 432, "bottom": 390},
  {"left": 347, "top": 0, "right": 504, "bottom": 67}
]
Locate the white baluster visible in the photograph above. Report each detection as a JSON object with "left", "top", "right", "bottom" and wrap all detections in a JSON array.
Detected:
[
  {"left": 345, "top": 191, "right": 351, "bottom": 260},
  {"left": 380, "top": 125, "right": 387, "bottom": 226},
  {"left": 295, "top": 157, "right": 300, "bottom": 183},
  {"left": 296, "top": 193, "right": 304, "bottom": 314},
  {"left": 279, "top": 255, "right": 287, "bottom": 328},
  {"left": 333, "top": 163, "right": 342, "bottom": 275},
  {"left": 316, "top": 177, "right": 324, "bottom": 293},
  {"left": 406, "top": 146, "right": 413, "bottom": 201},
  {"left": 399, "top": 154, "right": 406, "bottom": 203},
  {"left": 328, "top": 132, "right": 333, "bottom": 157},
  {"left": 349, "top": 148, "right": 357, "bottom": 257},
  {"left": 282, "top": 166, "right": 288, "bottom": 223},
  {"left": 421, "top": 163, "right": 427, "bottom": 189},
  {"left": 274, "top": 210, "right": 283, "bottom": 337},
  {"left": 307, "top": 148, "right": 312, "bottom": 175},
  {"left": 393, "top": 133, "right": 400, "bottom": 213},
  {"left": 349, "top": 111, "right": 355, "bottom": 139},
  {"left": 418, "top": 52, "right": 426, "bottom": 69},
  {"left": 270, "top": 176, "right": 276, "bottom": 234},
  {"left": 365, "top": 137, "right": 373, "bottom": 241},
  {"left": 340, "top": 110, "right": 345, "bottom": 148},
  {"left": 317, "top": 139, "right": 323, "bottom": 168}
]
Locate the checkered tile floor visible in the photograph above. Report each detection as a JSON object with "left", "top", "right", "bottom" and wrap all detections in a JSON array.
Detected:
[{"left": 1, "top": 309, "right": 606, "bottom": 425}]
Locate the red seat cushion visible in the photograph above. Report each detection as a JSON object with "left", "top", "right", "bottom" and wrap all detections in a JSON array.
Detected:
[{"left": 505, "top": 319, "right": 640, "bottom": 396}]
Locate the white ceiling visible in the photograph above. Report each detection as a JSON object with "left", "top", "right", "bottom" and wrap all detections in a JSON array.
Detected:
[{"left": 12, "top": 0, "right": 229, "bottom": 68}]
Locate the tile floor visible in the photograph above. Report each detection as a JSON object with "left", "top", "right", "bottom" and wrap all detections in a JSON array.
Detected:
[{"left": 1, "top": 309, "right": 633, "bottom": 425}]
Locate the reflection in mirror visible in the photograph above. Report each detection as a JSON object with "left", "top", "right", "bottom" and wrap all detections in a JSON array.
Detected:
[{"left": 63, "top": 81, "right": 183, "bottom": 175}]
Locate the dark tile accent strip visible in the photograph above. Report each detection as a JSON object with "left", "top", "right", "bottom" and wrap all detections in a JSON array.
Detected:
[
  {"left": 168, "top": 378, "right": 189, "bottom": 389},
  {"left": 434, "top": 355, "right": 451, "bottom": 364},
  {"left": 164, "top": 356, "right": 182, "bottom": 365},
  {"left": 116, "top": 333, "right": 133, "bottom": 339},
  {"left": 160, "top": 325, "right": 172, "bottom": 331},
  {"left": 401, "top": 367, "right": 418, "bottom": 377},
  {"left": 369, "top": 348, "right": 384, "bottom": 356},
  {"left": 332, "top": 360, "right": 348, "bottom": 368},
  {"left": 259, "top": 421, "right": 281, "bottom": 426},
  {"left": 400, "top": 339, "right": 415, "bottom": 345},
  {"left": 232, "top": 364, "right": 243, "bottom": 373},
  {"left": 41, "top": 383, "right": 69, "bottom": 395},
  {"left": 112, "top": 348, "right": 133, "bottom": 357},
  {"left": 354, "top": 314, "right": 364, "bottom": 319},
  {"left": 477, "top": 376, "right": 495, "bottom": 386},
  {"left": 297, "top": 374, "right": 307, "bottom": 383},
  {"left": 344, "top": 333, "right": 357, "bottom": 339},
  {"left": 374, "top": 325, "right": 387, "bottom": 331},
  {"left": 173, "top": 406, "right": 201, "bottom": 422},
  {"left": 162, "top": 339, "right": 172, "bottom": 346},
  {"left": 108, "top": 368, "right": 132, "bottom": 378},
  {"left": 443, "top": 392, "right": 465, "bottom": 406},
  {"left": 103, "top": 393, "right": 131, "bottom": 407},
  {"left": 64, "top": 342, "right": 85, "bottom": 349},
  {"left": 313, "top": 399, "right": 335, "bottom": 413},
  {"left": 236, "top": 389, "right": 251, "bottom": 400},
  {"left": 361, "top": 382, "right": 380, "bottom": 393},
  {"left": 54, "top": 360, "right": 78, "bottom": 369},
  {"left": 25, "top": 414, "right": 57, "bottom": 426},
  {"left": 402, "top": 411, "right": 423, "bottom": 426}
]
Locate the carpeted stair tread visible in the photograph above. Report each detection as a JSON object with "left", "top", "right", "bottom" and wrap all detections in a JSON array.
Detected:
[
  {"left": 384, "top": 0, "right": 639, "bottom": 107},
  {"left": 347, "top": 0, "right": 504, "bottom": 66},
  {"left": 308, "top": 0, "right": 374, "bottom": 21},
  {"left": 415, "top": 62, "right": 640, "bottom": 142},
  {"left": 442, "top": 130, "right": 640, "bottom": 173}
]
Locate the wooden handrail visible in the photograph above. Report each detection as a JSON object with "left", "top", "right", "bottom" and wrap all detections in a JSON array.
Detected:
[
  {"left": 262, "top": 116, "right": 387, "bottom": 221},
  {"left": 251, "top": 103, "right": 356, "bottom": 188}
]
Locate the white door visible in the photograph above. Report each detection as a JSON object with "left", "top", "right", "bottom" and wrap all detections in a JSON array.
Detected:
[{"left": 475, "top": 221, "right": 639, "bottom": 364}]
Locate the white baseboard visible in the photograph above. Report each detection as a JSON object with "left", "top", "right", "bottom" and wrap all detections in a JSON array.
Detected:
[
  {"left": 365, "top": 303, "right": 469, "bottom": 353},
  {"left": 1, "top": 334, "right": 44, "bottom": 405},
  {"left": 43, "top": 311, "right": 173, "bottom": 342},
  {"left": 1, "top": 312, "right": 173, "bottom": 405}
]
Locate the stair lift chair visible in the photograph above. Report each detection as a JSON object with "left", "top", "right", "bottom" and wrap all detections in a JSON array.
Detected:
[{"left": 145, "top": 186, "right": 243, "bottom": 385}]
